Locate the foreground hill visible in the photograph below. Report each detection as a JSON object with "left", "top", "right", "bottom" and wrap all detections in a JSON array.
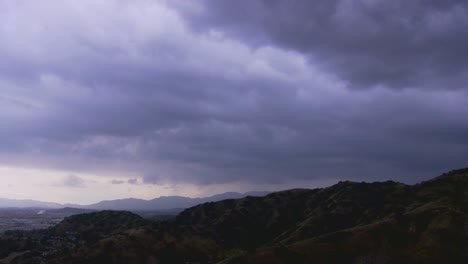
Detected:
[{"left": 1, "top": 169, "right": 467, "bottom": 264}]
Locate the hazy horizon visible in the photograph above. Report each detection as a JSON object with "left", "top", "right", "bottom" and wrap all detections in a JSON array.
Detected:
[
  {"left": 1, "top": 0, "right": 467, "bottom": 204},
  {"left": 0, "top": 189, "right": 271, "bottom": 206}
]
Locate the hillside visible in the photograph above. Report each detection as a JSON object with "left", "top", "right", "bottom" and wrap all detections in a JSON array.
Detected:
[
  {"left": 1, "top": 169, "right": 467, "bottom": 264},
  {"left": 48, "top": 211, "right": 148, "bottom": 240}
]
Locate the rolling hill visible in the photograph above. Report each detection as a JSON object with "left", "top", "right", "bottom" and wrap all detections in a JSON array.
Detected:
[{"left": 1, "top": 169, "right": 466, "bottom": 263}]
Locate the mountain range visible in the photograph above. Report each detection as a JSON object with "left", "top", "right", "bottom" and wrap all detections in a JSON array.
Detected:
[
  {"left": 0, "top": 191, "right": 269, "bottom": 211},
  {"left": 0, "top": 199, "right": 61, "bottom": 209},
  {"left": 0, "top": 168, "right": 466, "bottom": 263}
]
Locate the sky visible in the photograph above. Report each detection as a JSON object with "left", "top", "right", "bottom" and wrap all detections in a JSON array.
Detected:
[{"left": 0, "top": 0, "right": 467, "bottom": 204}]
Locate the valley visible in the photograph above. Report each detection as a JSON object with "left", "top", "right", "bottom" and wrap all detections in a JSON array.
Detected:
[{"left": 0, "top": 209, "right": 68, "bottom": 234}]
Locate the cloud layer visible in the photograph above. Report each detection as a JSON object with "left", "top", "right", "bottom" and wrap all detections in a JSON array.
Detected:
[
  {"left": 182, "top": 0, "right": 468, "bottom": 90},
  {"left": 0, "top": 0, "right": 467, "bottom": 198}
]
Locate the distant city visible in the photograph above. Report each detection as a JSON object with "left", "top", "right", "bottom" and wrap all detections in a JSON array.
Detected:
[{"left": 0, "top": 209, "right": 67, "bottom": 233}]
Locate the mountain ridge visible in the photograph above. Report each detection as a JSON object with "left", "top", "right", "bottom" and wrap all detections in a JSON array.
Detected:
[
  {"left": 0, "top": 191, "right": 270, "bottom": 211},
  {"left": 0, "top": 168, "right": 466, "bottom": 263},
  {"left": 55, "top": 168, "right": 467, "bottom": 263},
  {"left": 0, "top": 198, "right": 62, "bottom": 209}
]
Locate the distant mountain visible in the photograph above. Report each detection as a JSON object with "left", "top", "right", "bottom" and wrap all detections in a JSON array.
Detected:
[
  {"left": 0, "top": 198, "right": 61, "bottom": 209},
  {"left": 80, "top": 191, "right": 269, "bottom": 211},
  {"left": 0, "top": 192, "right": 269, "bottom": 211}
]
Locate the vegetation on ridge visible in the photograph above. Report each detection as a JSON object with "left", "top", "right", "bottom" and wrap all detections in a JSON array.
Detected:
[{"left": 0, "top": 169, "right": 466, "bottom": 264}]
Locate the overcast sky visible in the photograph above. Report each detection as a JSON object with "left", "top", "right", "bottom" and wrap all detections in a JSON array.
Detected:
[{"left": 0, "top": 0, "right": 467, "bottom": 203}]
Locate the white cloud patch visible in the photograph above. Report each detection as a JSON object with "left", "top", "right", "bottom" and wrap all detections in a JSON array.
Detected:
[{"left": 61, "top": 174, "right": 86, "bottom": 188}]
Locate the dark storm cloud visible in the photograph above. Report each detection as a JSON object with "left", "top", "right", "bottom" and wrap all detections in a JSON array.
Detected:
[
  {"left": 111, "top": 180, "right": 124, "bottom": 185},
  {"left": 62, "top": 175, "right": 86, "bottom": 188},
  {"left": 127, "top": 178, "right": 138, "bottom": 185},
  {"left": 180, "top": 0, "right": 468, "bottom": 90},
  {"left": 0, "top": 0, "right": 467, "bottom": 188}
]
